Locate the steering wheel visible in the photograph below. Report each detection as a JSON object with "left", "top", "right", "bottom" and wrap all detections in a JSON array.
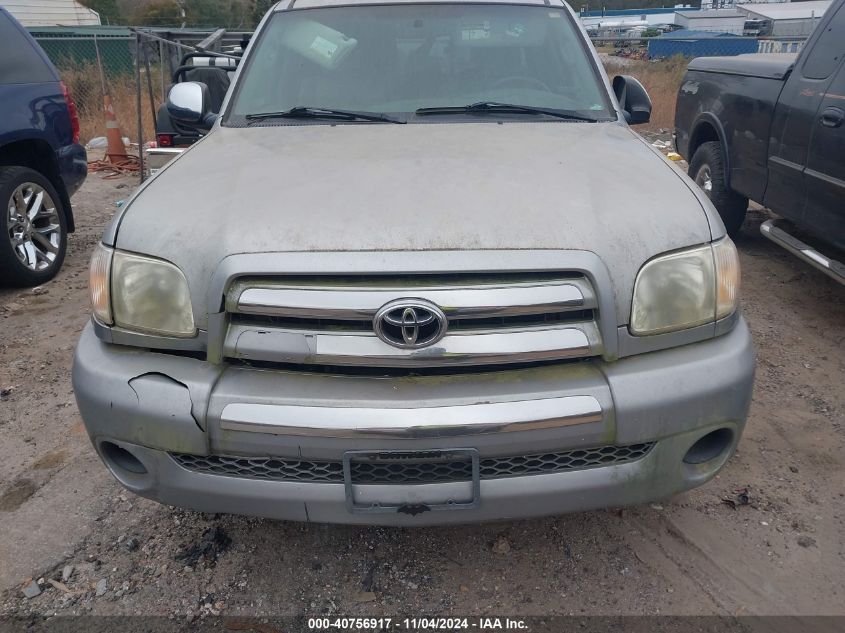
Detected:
[{"left": 490, "top": 76, "right": 552, "bottom": 92}]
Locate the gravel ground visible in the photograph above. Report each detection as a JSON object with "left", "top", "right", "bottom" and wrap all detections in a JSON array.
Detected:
[{"left": 0, "top": 166, "right": 843, "bottom": 621}]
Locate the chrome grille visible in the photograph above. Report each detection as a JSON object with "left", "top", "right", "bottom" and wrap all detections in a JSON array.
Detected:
[
  {"left": 171, "top": 443, "right": 654, "bottom": 484},
  {"left": 229, "top": 309, "right": 596, "bottom": 333},
  {"left": 222, "top": 273, "right": 603, "bottom": 368}
]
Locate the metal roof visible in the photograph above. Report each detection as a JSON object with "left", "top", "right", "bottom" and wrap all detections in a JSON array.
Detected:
[
  {"left": 579, "top": 7, "right": 697, "bottom": 17},
  {"left": 25, "top": 24, "right": 130, "bottom": 35},
  {"left": 1, "top": 0, "right": 100, "bottom": 26},
  {"left": 737, "top": 1, "right": 832, "bottom": 21},
  {"left": 676, "top": 10, "right": 744, "bottom": 19},
  {"left": 280, "top": 0, "right": 564, "bottom": 9},
  {"left": 658, "top": 29, "right": 740, "bottom": 38}
]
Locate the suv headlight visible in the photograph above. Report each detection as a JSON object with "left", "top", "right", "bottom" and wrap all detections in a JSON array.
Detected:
[
  {"left": 631, "top": 237, "right": 739, "bottom": 336},
  {"left": 88, "top": 244, "right": 196, "bottom": 337}
]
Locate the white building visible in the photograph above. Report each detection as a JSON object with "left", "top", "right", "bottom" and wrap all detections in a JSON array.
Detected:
[
  {"left": 674, "top": 9, "right": 747, "bottom": 34},
  {"left": 700, "top": 0, "right": 788, "bottom": 9},
  {"left": 579, "top": 6, "right": 700, "bottom": 33},
  {"left": 737, "top": 1, "right": 833, "bottom": 37},
  {"left": 1, "top": 0, "right": 101, "bottom": 26}
]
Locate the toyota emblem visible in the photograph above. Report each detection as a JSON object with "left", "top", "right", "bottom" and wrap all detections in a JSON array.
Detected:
[{"left": 374, "top": 299, "right": 447, "bottom": 349}]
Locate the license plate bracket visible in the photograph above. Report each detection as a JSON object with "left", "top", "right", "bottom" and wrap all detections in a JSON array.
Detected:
[{"left": 343, "top": 448, "right": 480, "bottom": 514}]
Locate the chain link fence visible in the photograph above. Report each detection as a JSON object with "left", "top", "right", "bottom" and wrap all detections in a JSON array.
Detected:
[
  {"left": 32, "top": 31, "right": 138, "bottom": 145},
  {"left": 30, "top": 28, "right": 251, "bottom": 147}
]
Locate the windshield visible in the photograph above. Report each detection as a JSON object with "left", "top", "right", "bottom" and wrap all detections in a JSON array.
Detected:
[{"left": 226, "top": 3, "right": 613, "bottom": 123}]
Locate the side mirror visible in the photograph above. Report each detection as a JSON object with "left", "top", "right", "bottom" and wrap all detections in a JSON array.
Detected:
[
  {"left": 166, "top": 82, "right": 216, "bottom": 129},
  {"left": 612, "top": 75, "right": 652, "bottom": 125}
]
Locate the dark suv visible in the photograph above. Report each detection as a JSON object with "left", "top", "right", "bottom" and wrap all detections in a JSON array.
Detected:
[{"left": 0, "top": 7, "right": 87, "bottom": 287}]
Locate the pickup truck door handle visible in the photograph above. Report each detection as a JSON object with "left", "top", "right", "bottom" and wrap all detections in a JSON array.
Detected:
[{"left": 820, "top": 107, "right": 844, "bottom": 128}]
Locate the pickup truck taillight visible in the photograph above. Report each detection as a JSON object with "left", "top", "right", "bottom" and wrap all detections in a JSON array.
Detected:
[
  {"left": 156, "top": 133, "right": 174, "bottom": 148},
  {"left": 61, "top": 81, "right": 81, "bottom": 144}
]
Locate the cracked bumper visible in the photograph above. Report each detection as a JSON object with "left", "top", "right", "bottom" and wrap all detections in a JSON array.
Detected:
[{"left": 72, "top": 320, "right": 755, "bottom": 525}]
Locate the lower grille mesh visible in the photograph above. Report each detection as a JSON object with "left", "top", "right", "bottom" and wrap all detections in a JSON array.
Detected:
[
  {"left": 482, "top": 443, "right": 653, "bottom": 478},
  {"left": 171, "top": 443, "right": 654, "bottom": 484}
]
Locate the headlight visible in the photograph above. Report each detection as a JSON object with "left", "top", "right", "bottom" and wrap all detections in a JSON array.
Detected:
[
  {"left": 111, "top": 250, "right": 195, "bottom": 337},
  {"left": 631, "top": 237, "right": 739, "bottom": 336},
  {"left": 88, "top": 244, "right": 195, "bottom": 337}
]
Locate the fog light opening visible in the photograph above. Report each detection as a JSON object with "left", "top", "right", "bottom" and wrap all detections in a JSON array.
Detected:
[
  {"left": 100, "top": 441, "right": 148, "bottom": 475},
  {"left": 683, "top": 428, "right": 734, "bottom": 465}
]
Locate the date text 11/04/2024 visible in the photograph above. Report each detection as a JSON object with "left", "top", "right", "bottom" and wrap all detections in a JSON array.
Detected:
[{"left": 307, "top": 618, "right": 529, "bottom": 630}]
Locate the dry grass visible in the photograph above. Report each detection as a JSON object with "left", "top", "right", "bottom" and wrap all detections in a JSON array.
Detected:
[
  {"left": 602, "top": 55, "right": 689, "bottom": 131},
  {"left": 58, "top": 61, "right": 163, "bottom": 145}
]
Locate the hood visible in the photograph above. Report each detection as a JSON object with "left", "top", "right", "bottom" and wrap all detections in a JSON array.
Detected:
[{"left": 115, "top": 121, "right": 715, "bottom": 327}]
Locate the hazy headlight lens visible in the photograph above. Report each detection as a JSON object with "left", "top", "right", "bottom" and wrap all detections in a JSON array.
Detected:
[
  {"left": 631, "top": 244, "right": 715, "bottom": 335},
  {"left": 631, "top": 238, "right": 739, "bottom": 336},
  {"left": 111, "top": 251, "right": 195, "bottom": 337},
  {"left": 89, "top": 243, "right": 114, "bottom": 324}
]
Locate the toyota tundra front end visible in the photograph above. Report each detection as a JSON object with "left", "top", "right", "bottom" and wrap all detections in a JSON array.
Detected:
[{"left": 72, "top": 0, "right": 755, "bottom": 525}]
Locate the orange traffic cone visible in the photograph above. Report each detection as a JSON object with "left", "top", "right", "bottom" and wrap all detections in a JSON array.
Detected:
[
  {"left": 89, "top": 94, "right": 141, "bottom": 177},
  {"left": 88, "top": 34, "right": 140, "bottom": 177},
  {"left": 103, "top": 93, "right": 128, "bottom": 162}
]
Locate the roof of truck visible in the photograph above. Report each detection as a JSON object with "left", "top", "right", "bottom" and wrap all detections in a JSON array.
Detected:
[{"left": 277, "top": 0, "right": 566, "bottom": 10}]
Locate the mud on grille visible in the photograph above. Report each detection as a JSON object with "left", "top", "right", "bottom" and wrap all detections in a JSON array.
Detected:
[{"left": 171, "top": 443, "right": 654, "bottom": 484}]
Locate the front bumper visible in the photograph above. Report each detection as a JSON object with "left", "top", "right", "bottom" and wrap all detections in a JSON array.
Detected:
[{"left": 73, "top": 320, "right": 755, "bottom": 526}]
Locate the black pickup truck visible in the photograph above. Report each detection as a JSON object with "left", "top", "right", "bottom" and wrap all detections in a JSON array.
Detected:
[{"left": 674, "top": 0, "right": 844, "bottom": 283}]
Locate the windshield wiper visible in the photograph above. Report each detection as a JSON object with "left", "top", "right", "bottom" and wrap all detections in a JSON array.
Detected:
[
  {"left": 245, "top": 106, "right": 404, "bottom": 124},
  {"left": 415, "top": 102, "right": 599, "bottom": 122}
]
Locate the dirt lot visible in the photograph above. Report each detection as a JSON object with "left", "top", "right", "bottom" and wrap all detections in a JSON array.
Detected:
[{"left": 0, "top": 166, "right": 843, "bottom": 621}]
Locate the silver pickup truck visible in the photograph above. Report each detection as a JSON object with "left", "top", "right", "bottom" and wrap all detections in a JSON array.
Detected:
[{"left": 73, "top": 0, "right": 755, "bottom": 525}]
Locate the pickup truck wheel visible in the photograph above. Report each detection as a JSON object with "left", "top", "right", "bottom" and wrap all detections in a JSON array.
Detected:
[
  {"left": 0, "top": 166, "right": 67, "bottom": 287},
  {"left": 689, "top": 141, "right": 748, "bottom": 237}
]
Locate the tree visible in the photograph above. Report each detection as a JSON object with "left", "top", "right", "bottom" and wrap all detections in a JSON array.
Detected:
[
  {"left": 134, "top": 0, "right": 185, "bottom": 27},
  {"left": 185, "top": 0, "right": 253, "bottom": 29},
  {"left": 131, "top": 0, "right": 253, "bottom": 28},
  {"left": 252, "top": 0, "right": 275, "bottom": 26},
  {"left": 79, "top": 0, "right": 123, "bottom": 25}
]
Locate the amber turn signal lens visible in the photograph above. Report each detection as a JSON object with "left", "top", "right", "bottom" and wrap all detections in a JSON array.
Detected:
[{"left": 89, "top": 242, "right": 114, "bottom": 325}]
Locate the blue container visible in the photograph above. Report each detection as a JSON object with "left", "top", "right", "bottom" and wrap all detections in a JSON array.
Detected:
[{"left": 648, "top": 30, "right": 759, "bottom": 59}]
